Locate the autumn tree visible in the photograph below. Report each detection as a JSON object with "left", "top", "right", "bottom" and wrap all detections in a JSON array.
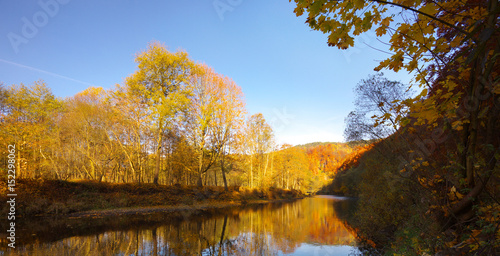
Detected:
[
  {"left": 164, "top": 131, "right": 198, "bottom": 185},
  {"left": 209, "top": 69, "right": 246, "bottom": 190},
  {"left": 108, "top": 84, "right": 152, "bottom": 182},
  {"left": 245, "top": 113, "right": 274, "bottom": 188},
  {"left": 305, "top": 143, "right": 352, "bottom": 178},
  {"left": 186, "top": 65, "right": 225, "bottom": 187},
  {"left": 59, "top": 87, "right": 118, "bottom": 181},
  {"left": 186, "top": 64, "right": 246, "bottom": 187},
  {"left": 124, "top": 42, "right": 196, "bottom": 184},
  {"left": 0, "top": 81, "right": 63, "bottom": 178},
  {"left": 273, "top": 145, "right": 309, "bottom": 190}
]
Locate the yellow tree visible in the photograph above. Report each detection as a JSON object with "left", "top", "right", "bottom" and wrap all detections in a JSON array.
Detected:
[
  {"left": 210, "top": 68, "right": 246, "bottom": 190},
  {"left": 109, "top": 84, "right": 150, "bottom": 182},
  {"left": 59, "top": 87, "right": 116, "bottom": 181},
  {"left": 186, "top": 64, "right": 246, "bottom": 187},
  {"left": 124, "top": 42, "right": 196, "bottom": 184},
  {"left": 1, "top": 81, "right": 62, "bottom": 178},
  {"left": 245, "top": 113, "right": 274, "bottom": 188}
]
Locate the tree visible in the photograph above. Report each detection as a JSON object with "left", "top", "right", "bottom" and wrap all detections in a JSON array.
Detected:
[
  {"left": 245, "top": 113, "right": 274, "bottom": 188},
  {"left": 185, "top": 64, "right": 246, "bottom": 187},
  {"left": 108, "top": 84, "right": 150, "bottom": 182},
  {"left": 344, "top": 73, "right": 411, "bottom": 142},
  {"left": 1, "top": 81, "right": 62, "bottom": 178},
  {"left": 211, "top": 72, "right": 246, "bottom": 190},
  {"left": 186, "top": 64, "right": 224, "bottom": 187},
  {"left": 59, "top": 87, "right": 116, "bottom": 181},
  {"left": 124, "top": 41, "right": 196, "bottom": 184},
  {"left": 274, "top": 145, "right": 309, "bottom": 190}
]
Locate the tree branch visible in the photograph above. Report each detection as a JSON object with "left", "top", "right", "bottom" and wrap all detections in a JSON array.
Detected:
[{"left": 370, "top": 0, "right": 473, "bottom": 40}]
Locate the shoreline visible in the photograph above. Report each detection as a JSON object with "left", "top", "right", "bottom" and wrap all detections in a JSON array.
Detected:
[
  {"left": 0, "top": 179, "right": 306, "bottom": 219},
  {"left": 65, "top": 198, "right": 302, "bottom": 218}
]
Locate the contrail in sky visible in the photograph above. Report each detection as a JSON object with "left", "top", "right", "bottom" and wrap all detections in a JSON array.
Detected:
[{"left": 0, "top": 58, "right": 95, "bottom": 87}]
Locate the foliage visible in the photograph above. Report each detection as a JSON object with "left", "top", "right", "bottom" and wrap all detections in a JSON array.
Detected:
[
  {"left": 185, "top": 64, "right": 246, "bottom": 187},
  {"left": 292, "top": 0, "right": 499, "bottom": 254},
  {"left": 0, "top": 81, "right": 63, "bottom": 178},
  {"left": 124, "top": 41, "right": 195, "bottom": 184}
]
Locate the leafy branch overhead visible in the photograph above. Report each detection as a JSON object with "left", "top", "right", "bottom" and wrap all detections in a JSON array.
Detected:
[{"left": 292, "top": 0, "right": 498, "bottom": 90}]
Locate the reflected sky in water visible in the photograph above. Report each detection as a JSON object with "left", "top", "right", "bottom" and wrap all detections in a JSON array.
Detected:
[{"left": 2, "top": 196, "right": 360, "bottom": 256}]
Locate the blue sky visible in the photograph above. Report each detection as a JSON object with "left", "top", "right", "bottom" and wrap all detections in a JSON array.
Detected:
[{"left": 0, "top": 0, "right": 412, "bottom": 145}]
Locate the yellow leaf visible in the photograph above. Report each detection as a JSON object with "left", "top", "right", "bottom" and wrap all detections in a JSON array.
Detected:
[
  {"left": 452, "top": 120, "right": 463, "bottom": 131},
  {"left": 494, "top": 84, "right": 500, "bottom": 94},
  {"left": 420, "top": 88, "right": 428, "bottom": 97},
  {"left": 375, "top": 25, "right": 387, "bottom": 36},
  {"left": 419, "top": 4, "right": 439, "bottom": 16},
  {"left": 381, "top": 17, "right": 392, "bottom": 27},
  {"left": 353, "top": 0, "right": 365, "bottom": 9}
]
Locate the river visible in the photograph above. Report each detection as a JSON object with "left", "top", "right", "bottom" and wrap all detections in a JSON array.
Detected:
[{"left": 2, "top": 195, "right": 360, "bottom": 255}]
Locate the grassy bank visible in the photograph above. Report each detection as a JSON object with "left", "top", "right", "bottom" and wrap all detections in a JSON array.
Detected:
[{"left": 0, "top": 179, "right": 305, "bottom": 218}]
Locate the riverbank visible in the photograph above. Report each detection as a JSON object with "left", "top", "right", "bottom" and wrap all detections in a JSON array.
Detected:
[
  {"left": 67, "top": 199, "right": 300, "bottom": 218},
  {"left": 0, "top": 179, "right": 305, "bottom": 218}
]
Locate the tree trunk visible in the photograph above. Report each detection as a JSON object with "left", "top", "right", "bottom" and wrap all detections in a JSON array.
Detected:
[
  {"left": 221, "top": 156, "right": 228, "bottom": 191},
  {"left": 153, "top": 132, "right": 162, "bottom": 185},
  {"left": 250, "top": 155, "right": 253, "bottom": 188},
  {"left": 17, "top": 145, "right": 21, "bottom": 179},
  {"left": 264, "top": 153, "right": 269, "bottom": 186},
  {"left": 197, "top": 147, "right": 204, "bottom": 187},
  {"left": 214, "top": 168, "right": 217, "bottom": 186},
  {"left": 197, "top": 167, "right": 203, "bottom": 187}
]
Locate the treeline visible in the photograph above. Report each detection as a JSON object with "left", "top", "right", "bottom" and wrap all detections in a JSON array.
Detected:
[{"left": 0, "top": 42, "right": 350, "bottom": 192}]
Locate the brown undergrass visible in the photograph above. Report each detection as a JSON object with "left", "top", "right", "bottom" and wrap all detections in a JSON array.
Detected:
[{"left": 0, "top": 179, "right": 304, "bottom": 217}]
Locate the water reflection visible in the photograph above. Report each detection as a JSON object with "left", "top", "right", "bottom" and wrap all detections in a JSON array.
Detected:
[{"left": 2, "top": 196, "right": 359, "bottom": 255}]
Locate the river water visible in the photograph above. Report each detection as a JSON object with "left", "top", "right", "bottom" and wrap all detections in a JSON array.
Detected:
[{"left": 2, "top": 195, "right": 360, "bottom": 255}]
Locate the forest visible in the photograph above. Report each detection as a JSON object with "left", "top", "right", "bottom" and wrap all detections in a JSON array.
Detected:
[{"left": 0, "top": 42, "right": 354, "bottom": 193}]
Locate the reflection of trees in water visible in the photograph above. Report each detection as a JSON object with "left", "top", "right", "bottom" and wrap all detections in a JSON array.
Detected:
[
  {"left": 332, "top": 198, "right": 385, "bottom": 255},
  {"left": 331, "top": 197, "right": 358, "bottom": 221},
  {"left": 5, "top": 198, "right": 359, "bottom": 255}
]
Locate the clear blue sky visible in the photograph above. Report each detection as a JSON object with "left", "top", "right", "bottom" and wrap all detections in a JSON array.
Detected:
[{"left": 0, "top": 0, "right": 412, "bottom": 145}]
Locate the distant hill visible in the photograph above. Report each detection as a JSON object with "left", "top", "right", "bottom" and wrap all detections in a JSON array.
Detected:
[{"left": 295, "top": 141, "right": 345, "bottom": 149}]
